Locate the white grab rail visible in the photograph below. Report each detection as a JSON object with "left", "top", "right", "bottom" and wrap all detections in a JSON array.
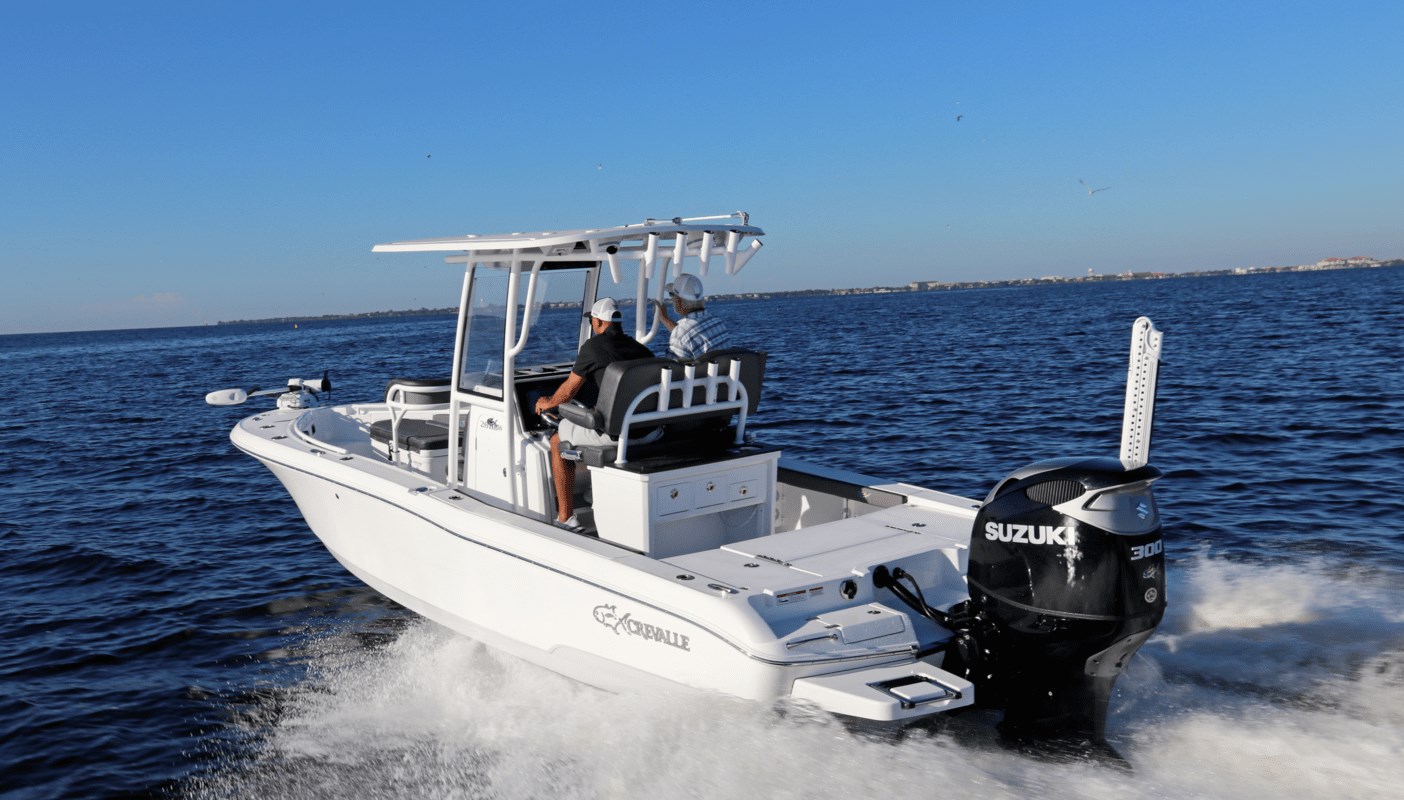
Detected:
[
  {"left": 386, "top": 381, "right": 452, "bottom": 465},
  {"left": 613, "top": 360, "right": 749, "bottom": 465}
]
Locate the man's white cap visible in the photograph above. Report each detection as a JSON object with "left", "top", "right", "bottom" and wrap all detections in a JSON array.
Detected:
[
  {"left": 666, "top": 273, "right": 704, "bottom": 303},
  {"left": 586, "top": 297, "right": 622, "bottom": 322}
]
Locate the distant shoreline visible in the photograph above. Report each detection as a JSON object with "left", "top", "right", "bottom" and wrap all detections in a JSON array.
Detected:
[{"left": 216, "top": 259, "right": 1401, "bottom": 326}]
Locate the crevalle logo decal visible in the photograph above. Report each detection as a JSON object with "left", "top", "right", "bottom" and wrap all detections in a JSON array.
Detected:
[{"left": 593, "top": 604, "right": 692, "bottom": 652}]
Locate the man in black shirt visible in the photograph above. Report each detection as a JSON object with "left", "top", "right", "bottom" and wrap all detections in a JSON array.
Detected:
[{"left": 534, "top": 297, "right": 652, "bottom": 529}]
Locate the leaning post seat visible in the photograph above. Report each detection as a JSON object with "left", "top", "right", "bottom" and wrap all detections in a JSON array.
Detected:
[
  {"left": 557, "top": 350, "right": 765, "bottom": 467},
  {"left": 372, "top": 377, "right": 453, "bottom": 464}
]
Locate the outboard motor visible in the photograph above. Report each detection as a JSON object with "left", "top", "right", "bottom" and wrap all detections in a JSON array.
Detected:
[
  {"left": 939, "top": 317, "right": 1167, "bottom": 743},
  {"left": 963, "top": 456, "right": 1165, "bottom": 740}
]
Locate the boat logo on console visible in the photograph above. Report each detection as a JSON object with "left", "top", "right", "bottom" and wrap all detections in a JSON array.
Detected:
[
  {"left": 983, "top": 522, "right": 1072, "bottom": 546},
  {"left": 593, "top": 604, "right": 692, "bottom": 652}
]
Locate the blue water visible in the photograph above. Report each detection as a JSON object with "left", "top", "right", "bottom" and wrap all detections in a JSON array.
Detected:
[{"left": 2, "top": 268, "right": 1402, "bottom": 799}]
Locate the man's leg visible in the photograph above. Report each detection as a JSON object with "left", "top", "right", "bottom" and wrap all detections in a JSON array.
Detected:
[{"left": 549, "top": 431, "right": 575, "bottom": 522}]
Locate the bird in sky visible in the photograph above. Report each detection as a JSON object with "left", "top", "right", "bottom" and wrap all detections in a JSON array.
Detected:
[
  {"left": 956, "top": 114, "right": 963, "bottom": 122},
  {"left": 1079, "top": 178, "right": 1111, "bottom": 195}
]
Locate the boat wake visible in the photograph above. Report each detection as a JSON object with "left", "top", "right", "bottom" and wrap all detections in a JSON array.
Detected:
[{"left": 187, "top": 554, "right": 1404, "bottom": 800}]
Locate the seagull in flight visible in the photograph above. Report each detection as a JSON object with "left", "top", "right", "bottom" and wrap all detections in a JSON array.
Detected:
[{"left": 1079, "top": 178, "right": 1111, "bottom": 195}]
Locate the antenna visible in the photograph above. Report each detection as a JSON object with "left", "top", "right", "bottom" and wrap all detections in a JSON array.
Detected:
[{"left": 1119, "top": 317, "right": 1164, "bottom": 468}]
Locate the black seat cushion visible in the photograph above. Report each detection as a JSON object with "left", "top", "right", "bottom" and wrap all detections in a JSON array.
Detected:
[
  {"left": 555, "top": 348, "right": 767, "bottom": 469},
  {"left": 591, "top": 357, "right": 690, "bottom": 438},
  {"left": 576, "top": 428, "right": 738, "bottom": 469},
  {"left": 369, "top": 418, "right": 451, "bottom": 452}
]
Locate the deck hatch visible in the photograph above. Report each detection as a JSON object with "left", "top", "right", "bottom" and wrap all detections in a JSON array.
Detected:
[{"left": 815, "top": 604, "right": 907, "bottom": 644}]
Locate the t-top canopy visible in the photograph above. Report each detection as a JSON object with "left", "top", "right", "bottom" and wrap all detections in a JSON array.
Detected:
[{"left": 371, "top": 212, "right": 765, "bottom": 278}]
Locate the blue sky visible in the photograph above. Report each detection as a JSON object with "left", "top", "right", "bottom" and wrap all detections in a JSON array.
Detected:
[{"left": 2, "top": 1, "right": 1400, "bottom": 334}]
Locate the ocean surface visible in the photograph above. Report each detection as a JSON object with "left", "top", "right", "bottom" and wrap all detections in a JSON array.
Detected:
[{"left": 2, "top": 267, "right": 1402, "bottom": 799}]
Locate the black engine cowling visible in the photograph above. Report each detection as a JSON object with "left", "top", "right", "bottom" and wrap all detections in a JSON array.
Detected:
[{"left": 953, "top": 456, "right": 1166, "bottom": 741}]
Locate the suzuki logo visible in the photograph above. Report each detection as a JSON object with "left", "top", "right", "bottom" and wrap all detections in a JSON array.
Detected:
[
  {"left": 1135, "top": 501, "right": 1151, "bottom": 520},
  {"left": 984, "top": 522, "right": 1071, "bottom": 546}
]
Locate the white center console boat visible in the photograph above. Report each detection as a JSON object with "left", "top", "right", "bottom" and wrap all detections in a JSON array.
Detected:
[{"left": 209, "top": 213, "right": 1168, "bottom": 742}]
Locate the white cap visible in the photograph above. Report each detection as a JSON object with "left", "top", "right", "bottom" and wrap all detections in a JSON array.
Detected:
[
  {"left": 586, "top": 297, "right": 622, "bottom": 322},
  {"left": 667, "top": 272, "right": 704, "bottom": 302}
]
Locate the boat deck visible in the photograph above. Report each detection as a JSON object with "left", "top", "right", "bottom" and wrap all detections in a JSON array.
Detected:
[{"left": 665, "top": 502, "right": 970, "bottom": 627}]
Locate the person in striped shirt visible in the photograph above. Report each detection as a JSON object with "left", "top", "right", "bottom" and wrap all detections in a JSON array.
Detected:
[{"left": 653, "top": 272, "right": 729, "bottom": 361}]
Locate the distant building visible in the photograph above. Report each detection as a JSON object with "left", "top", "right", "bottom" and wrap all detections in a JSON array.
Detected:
[{"left": 1306, "top": 256, "right": 1378, "bottom": 270}]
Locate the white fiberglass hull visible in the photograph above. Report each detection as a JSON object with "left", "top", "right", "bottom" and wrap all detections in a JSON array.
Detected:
[
  {"left": 233, "top": 409, "right": 974, "bottom": 720},
  {"left": 261, "top": 458, "right": 797, "bottom": 700}
]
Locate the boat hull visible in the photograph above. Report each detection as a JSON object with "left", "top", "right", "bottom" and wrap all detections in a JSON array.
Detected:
[
  {"left": 248, "top": 455, "right": 964, "bottom": 718},
  {"left": 262, "top": 458, "right": 797, "bottom": 696}
]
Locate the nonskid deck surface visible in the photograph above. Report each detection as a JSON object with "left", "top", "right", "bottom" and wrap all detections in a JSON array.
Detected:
[
  {"left": 243, "top": 404, "right": 450, "bottom": 462},
  {"left": 665, "top": 503, "right": 971, "bottom": 615}
]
